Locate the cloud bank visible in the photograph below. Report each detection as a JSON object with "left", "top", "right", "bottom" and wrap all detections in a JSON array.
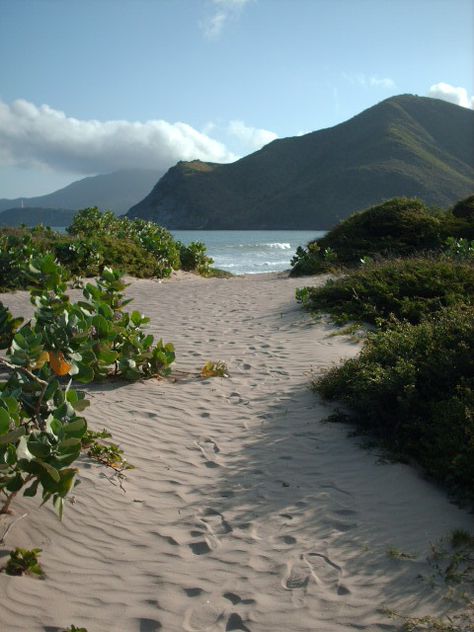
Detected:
[
  {"left": 227, "top": 120, "right": 278, "bottom": 151},
  {"left": 0, "top": 99, "right": 237, "bottom": 174},
  {"left": 428, "top": 82, "right": 474, "bottom": 109},
  {"left": 201, "top": 0, "right": 252, "bottom": 39}
]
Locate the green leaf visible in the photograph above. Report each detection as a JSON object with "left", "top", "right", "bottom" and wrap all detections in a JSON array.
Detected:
[
  {"left": 23, "top": 479, "right": 39, "bottom": 498},
  {"left": 37, "top": 460, "right": 60, "bottom": 483},
  {"left": 92, "top": 314, "right": 112, "bottom": 337},
  {"left": 58, "top": 438, "right": 81, "bottom": 450},
  {"left": 53, "top": 495, "right": 64, "bottom": 520},
  {"left": 63, "top": 418, "right": 87, "bottom": 437},
  {"left": 97, "top": 349, "right": 118, "bottom": 365},
  {"left": 6, "top": 474, "right": 24, "bottom": 492},
  {"left": 0, "top": 407, "right": 11, "bottom": 435},
  {"left": 5, "top": 444, "right": 17, "bottom": 465},
  {"left": 0, "top": 427, "right": 26, "bottom": 445},
  {"left": 75, "top": 364, "right": 95, "bottom": 384},
  {"left": 27, "top": 438, "right": 51, "bottom": 459}
]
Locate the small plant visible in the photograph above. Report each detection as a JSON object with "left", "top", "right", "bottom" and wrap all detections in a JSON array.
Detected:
[
  {"left": 81, "top": 429, "right": 133, "bottom": 473},
  {"left": 201, "top": 361, "right": 229, "bottom": 378},
  {"left": 387, "top": 546, "right": 417, "bottom": 560},
  {"left": 4, "top": 547, "right": 44, "bottom": 578},
  {"left": 63, "top": 626, "right": 88, "bottom": 632},
  {"left": 179, "top": 241, "right": 214, "bottom": 274},
  {"left": 429, "top": 530, "right": 474, "bottom": 586}
]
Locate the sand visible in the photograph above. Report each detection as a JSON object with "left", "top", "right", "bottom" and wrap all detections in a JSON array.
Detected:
[{"left": 0, "top": 272, "right": 472, "bottom": 632}]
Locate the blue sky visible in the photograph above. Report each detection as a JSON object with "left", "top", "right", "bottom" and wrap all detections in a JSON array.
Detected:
[{"left": 0, "top": 0, "right": 472, "bottom": 197}]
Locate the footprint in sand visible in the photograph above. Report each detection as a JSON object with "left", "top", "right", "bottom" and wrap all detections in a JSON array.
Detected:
[
  {"left": 188, "top": 508, "right": 233, "bottom": 556},
  {"left": 183, "top": 600, "right": 225, "bottom": 631},
  {"left": 194, "top": 437, "right": 221, "bottom": 467},
  {"left": 189, "top": 540, "right": 213, "bottom": 555},
  {"left": 226, "top": 613, "right": 252, "bottom": 631},
  {"left": 282, "top": 555, "right": 315, "bottom": 591},
  {"left": 283, "top": 551, "right": 342, "bottom": 600},
  {"left": 197, "top": 507, "right": 233, "bottom": 536},
  {"left": 305, "top": 551, "right": 342, "bottom": 588},
  {"left": 223, "top": 593, "right": 256, "bottom": 607}
]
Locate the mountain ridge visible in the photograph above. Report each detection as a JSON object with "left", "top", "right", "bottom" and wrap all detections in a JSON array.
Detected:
[
  {"left": 127, "top": 95, "right": 474, "bottom": 229},
  {"left": 0, "top": 168, "right": 164, "bottom": 216}
]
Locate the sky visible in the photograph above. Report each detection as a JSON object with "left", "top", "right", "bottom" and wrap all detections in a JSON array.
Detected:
[{"left": 0, "top": 0, "right": 473, "bottom": 198}]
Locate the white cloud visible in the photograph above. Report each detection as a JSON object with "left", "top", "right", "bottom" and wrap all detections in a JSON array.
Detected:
[
  {"left": 0, "top": 98, "right": 237, "bottom": 174},
  {"left": 428, "top": 82, "right": 473, "bottom": 109},
  {"left": 368, "top": 76, "right": 396, "bottom": 89},
  {"left": 227, "top": 120, "right": 278, "bottom": 151},
  {"left": 342, "top": 72, "right": 396, "bottom": 90},
  {"left": 201, "top": 0, "right": 252, "bottom": 39}
]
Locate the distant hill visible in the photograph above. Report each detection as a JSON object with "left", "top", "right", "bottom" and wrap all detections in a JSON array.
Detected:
[
  {"left": 127, "top": 95, "right": 474, "bottom": 229},
  {"left": 0, "top": 207, "right": 77, "bottom": 227},
  {"left": 0, "top": 169, "right": 163, "bottom": 216}
]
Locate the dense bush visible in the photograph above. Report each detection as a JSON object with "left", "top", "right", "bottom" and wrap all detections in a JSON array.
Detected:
[
  {"left": 0, "top": 230, "right": 44, "bottom": 290},
  {"left": 291, "top": 196, "right": 474, "bottom": 276},
  {"left": 68, "top": 208, "right": 181, "bottom": 277},
  {"left": 452, "top": 194, "right": 474, "bottom": 220},
  {"left": 296, "top": 257, "right": 474, "bottom": 326},
  {"left": 0, "top": 208, "right": 214, "bottom": 289},
  {"left": 315, "top": 305, "right": 474, "bottom": 501}
]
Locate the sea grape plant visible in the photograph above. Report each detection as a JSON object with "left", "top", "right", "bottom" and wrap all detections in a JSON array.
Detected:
[
  {"left": 4, "top": 547, "right": 44, "bottom": 578},
  {"left": 0, "top": 254, "right": 174, "bottom": 517}
]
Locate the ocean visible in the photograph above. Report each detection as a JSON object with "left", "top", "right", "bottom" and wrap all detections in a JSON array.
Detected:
[{"left": 172, "top": 230, "right": 325, "bottom": 275}]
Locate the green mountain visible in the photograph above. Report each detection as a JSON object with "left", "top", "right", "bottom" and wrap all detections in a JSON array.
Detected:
[
  {"left": 0, "top": 207, "right": 77, "bottom": 227},
  {"left": 127, "top": 95, "right": 474, "bottom": 229},
  {"left": 0, "top": 169, "right": 163, "bottom": 216}
]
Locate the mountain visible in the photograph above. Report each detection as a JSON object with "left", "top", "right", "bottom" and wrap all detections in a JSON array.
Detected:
[
  {"left": 127, "top": 95, "right": 474, "bottom": 229},
  {"left": 0, "top": 169, "right": 163, "bottom": 216},
  {"left": 0, "top": 207, "right": 77, "bottom": 227}
]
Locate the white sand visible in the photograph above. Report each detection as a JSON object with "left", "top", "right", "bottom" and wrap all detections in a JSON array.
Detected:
[{"left": 0, "top": 272, "right": 472, "bottom": 632}]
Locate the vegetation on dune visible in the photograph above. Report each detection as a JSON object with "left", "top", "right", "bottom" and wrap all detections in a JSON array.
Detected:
[
  {"left": 0, "top": 255, "right": 173, "bottom": 520},
  {"left": 0, "top": 207, "right": 214, "bottom": 290},
  {"left": 296, "top": 257, "right": 474, "bottom": 326},
  {"left": 314, "top": 305, "right": 474, "bottom": 502},
  {"left": 290, "top": 196, "right": 474, "bottom": 276},
  {"left": 294, "top": 194, "right": 474, "bottom": 509}
]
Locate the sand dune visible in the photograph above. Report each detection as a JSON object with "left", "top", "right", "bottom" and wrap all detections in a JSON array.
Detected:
[{"left": 0, "top": 272, "right": 472, "bottom": 632}]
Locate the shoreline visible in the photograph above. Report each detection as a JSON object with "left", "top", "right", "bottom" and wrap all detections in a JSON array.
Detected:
[{"left": 0, "top": 273, "right": 471, "bottom": 631}]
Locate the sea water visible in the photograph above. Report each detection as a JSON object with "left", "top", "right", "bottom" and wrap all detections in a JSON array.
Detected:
[{"left": 172, "top": 230, "right": 325, "bottom": 275}]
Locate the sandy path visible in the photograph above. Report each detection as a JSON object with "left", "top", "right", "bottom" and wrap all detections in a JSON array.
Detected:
[{"left": 0, "top": 273, "right": 472, "bottom": 632}]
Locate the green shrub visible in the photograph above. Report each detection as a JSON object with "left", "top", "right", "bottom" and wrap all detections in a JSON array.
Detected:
[
  {"left": 0, "top": 231, "right": 43, "bottom": 290},
  {"left": 178, "top": 241, "right": 213, "bottom": 274},
  {"left": 452, "top": 194, "right": 474, "bottom": 221},
  {"left": 296, "top": 257, "right": 474, "bottom": 326},
  {"left": 315, "top": 305, "right": 474, "bottom": 500},
  {"left": 290, "top": 196, "right": 474, "bottom": 276},
  {"left": 67, "top": 208, "right": 181, "bottom": 277}
]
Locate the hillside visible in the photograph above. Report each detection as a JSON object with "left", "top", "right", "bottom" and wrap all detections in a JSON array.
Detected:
[
  {"left": 127, "top": 95, "right": 474, "bottom": 229},
  {"left": 0, "top": 168, "right": 163, "bottom": 216},
  {"left": 0, "top": 207, "right": 77, "bottom": 227}
]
